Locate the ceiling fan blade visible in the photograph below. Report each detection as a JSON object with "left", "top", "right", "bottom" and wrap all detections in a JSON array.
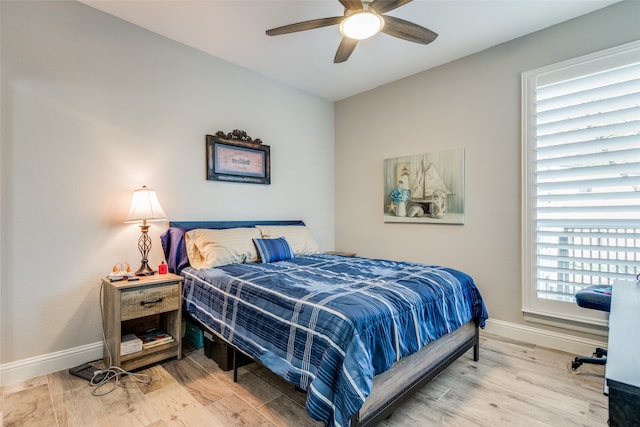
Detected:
[
  {"left": 381, "top": 15, "right": 438, "bottom": 44},
  {"left": 266, "top": 16, "right": 344, "bottom": 36},
  {"left": 334, "top": 37, "right": 359, "bottom": 63},
  {"left": 339, "top": 0, "right": 363, "bottom": 10},
  {"left": 370, "top": 0, "right": 413, "bottom": 15}
]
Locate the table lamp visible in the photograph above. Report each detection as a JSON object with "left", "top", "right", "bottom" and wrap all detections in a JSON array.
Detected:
[{"left": 125, "top": 185, "right": 168, "bottom": 276}]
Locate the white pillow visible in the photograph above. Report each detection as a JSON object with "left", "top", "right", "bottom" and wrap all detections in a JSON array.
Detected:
[
  {"left": 185, "top": 227, "right": 261, "bottom": 269},
  {"left": 256, "top": 225, "right": 320, "bottom": 256}
]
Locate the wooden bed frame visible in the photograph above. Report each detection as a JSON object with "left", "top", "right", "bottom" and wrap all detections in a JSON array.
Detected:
[
  {"left": 166, "top": 221, "right": 480, "bottom": 427},
  {"left": 355, "top": 321, "right": 478, "bottom": 426},
  {"left": 194, "top": 315, "right": 478, "bottom": 427}
]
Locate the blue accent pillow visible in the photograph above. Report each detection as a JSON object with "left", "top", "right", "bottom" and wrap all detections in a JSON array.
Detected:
[{"left": 253, "top": 238, "right": 295, "bottom": 263}]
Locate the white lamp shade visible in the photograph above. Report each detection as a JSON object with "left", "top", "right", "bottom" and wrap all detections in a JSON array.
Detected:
[{"left": 125, "top": 186, "right": 168, "bottom": 223}]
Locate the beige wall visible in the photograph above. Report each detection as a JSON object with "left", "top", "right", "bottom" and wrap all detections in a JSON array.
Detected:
[
  {"left": 335, "top": 1, "right": 640, "bottom": 336},
  {"left": 0, "top": 0, "right": 334, "bottom": 369}
]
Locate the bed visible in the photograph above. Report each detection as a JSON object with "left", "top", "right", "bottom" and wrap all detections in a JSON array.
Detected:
[{"left": 161, "top": 220, "right": 488, "bottom": 427}]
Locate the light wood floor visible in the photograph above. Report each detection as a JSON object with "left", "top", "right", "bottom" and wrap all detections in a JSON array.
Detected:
[{"left": 0, "top": 333, "right": 608, "bottom": 426}]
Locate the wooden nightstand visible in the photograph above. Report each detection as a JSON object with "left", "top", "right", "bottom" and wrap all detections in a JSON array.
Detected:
[{"left": 101, "top": 273, "right": 183, "bottom": 371}]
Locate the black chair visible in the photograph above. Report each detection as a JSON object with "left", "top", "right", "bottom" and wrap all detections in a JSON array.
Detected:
[{"left": 571, "top": 284, "right": 611, "bottom": 371}]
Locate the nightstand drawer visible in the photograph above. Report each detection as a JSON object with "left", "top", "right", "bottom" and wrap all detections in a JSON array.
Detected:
[{"left": 120, "top": 283, "right": 181, "bottom": 320}]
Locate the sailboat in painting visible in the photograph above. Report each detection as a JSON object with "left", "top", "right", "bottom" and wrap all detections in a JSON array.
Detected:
[{"left": 411, "top": 160, "right": 451, "bottom": 218}]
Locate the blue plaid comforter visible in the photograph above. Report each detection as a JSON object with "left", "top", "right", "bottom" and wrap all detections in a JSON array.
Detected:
[{"left": 181, "top": 254, "right": 488, "bottom": 427}]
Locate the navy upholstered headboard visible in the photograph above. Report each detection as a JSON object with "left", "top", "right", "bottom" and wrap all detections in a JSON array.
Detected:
[{"left": 160, "top": 220, "right": 305, "bottom": 274}]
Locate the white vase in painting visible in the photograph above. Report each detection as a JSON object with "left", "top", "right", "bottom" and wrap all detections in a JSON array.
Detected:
[{"left": 397, "top": 201, "right": 407, "bottom": 217}]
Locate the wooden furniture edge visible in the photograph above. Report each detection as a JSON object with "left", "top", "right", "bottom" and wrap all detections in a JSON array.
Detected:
[{"left": 353, "top": 321, "right": 479, "bottom": 426}]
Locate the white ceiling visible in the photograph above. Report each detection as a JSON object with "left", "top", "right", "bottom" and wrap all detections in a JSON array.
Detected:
[{"left": 80, "top": 0, "right": 620, "bottom": 101}]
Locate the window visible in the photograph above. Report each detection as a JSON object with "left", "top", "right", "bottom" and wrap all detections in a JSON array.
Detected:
[{"left": 522, "top": 41, "right": 640, "bottom": 325}]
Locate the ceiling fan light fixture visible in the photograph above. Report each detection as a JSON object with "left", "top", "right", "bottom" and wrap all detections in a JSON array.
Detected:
[
  {"left": 265, "top": 0, "right": 437, "bottom": 64},
  {"left": 339, "top": 11, "right": 384, "bottom": 40}
]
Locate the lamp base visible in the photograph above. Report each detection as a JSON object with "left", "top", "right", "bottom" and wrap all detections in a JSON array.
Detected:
[
  {"left": 134, "top": 222, "right": 155, "bottom": 276},
  {"left": 135, "top": 262, "right": 155, "bottom": 276}
]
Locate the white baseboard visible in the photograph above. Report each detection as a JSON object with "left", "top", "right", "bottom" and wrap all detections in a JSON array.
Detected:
[
  {"left": 0, "top": 319, "right": 607, "bottom": 387},
  {"left": 483, "top": 318, "right": 607, "bottom": 355},
  {"left": 0, "top": 341, "right": 103, "bottom": 386}
]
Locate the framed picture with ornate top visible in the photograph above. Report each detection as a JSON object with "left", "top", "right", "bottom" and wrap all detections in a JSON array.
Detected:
[{"left": 206, "top": 130, "right": 271, "bottom": 185}]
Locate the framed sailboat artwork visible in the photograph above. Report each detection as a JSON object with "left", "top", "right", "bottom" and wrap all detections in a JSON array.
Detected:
[{"left": 384, "top": 148, "right": 465, "bottom": 224}]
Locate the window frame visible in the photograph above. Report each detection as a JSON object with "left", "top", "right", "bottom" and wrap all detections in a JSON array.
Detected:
[{"left": 521, "top": 40, "right": 640, "bottom": 327}]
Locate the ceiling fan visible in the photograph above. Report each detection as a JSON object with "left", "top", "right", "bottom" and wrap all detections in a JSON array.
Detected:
[{"left": 266, "top": 0, "right": 438, "bottom": 63}]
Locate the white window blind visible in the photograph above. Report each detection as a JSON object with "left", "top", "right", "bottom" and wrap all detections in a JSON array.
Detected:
[{"left": 522, "top": 41, "right": 640, "bottom": 323}]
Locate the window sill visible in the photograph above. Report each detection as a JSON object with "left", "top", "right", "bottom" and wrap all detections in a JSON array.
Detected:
[{"left": 522, "top": 308, "right": 608, "bottom": 337}]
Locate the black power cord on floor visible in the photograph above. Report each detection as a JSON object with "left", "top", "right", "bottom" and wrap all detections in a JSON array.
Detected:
[{"left": 68, "top": 281, "right": 152, "bottom": 396}]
